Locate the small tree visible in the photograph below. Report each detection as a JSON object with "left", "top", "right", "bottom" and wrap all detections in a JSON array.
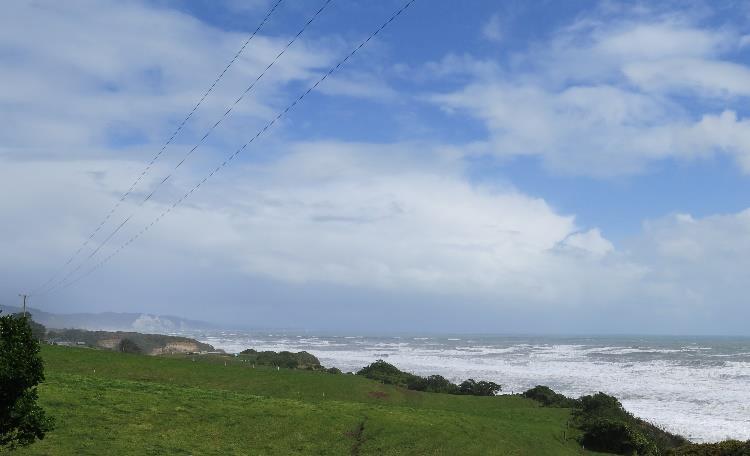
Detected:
[
  {"left": 118, "top": 338, "right": 142, "bottom": 354},
  {"left": 522, "top": 385, "right": 580, "bottom": 408},
  {"left": 0, "top": 313, "right": 54, "bottom": 450},
  {"left": 458, "top": 379, "right": 501, "bottom": 396}
]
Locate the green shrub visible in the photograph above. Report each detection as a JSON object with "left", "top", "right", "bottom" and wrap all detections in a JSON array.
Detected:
[
  {"left": 577, "top": 392, "right": 628, "bottom": 420},
  {"left": 357, "top": 361, "right": 501, "bottom": 396},
  {"left": 356, "top": 360, "right": 419, "bottom": 387},
  {"left": 458, "top": 379, "right": 501, "bottom": 396},
  {"left": 636, "top": 417, "right": 689, "bottom": 452},
  {"left": 0, "top": 313, "right": 54, "bottom": 449},
  {"left": 580, "top": 418, "right": 657, "bottom": 456},
  {"left": 239, "top": 349, "right": 321, "bottom": 370},
  {"left": 573, "top": 392, "right": 687, "bottom": 455},
  {"left": 118, "top": 338, "right": 142, "bottom": 354},
  {"left": 408, "top": 374, "right": 460, "bottom": 394},
  {"left": 666, "top": 440, "right": 750, "bottom": 456},
  {"left": 523, "top": 385, "right": 579, "bottom": 408}
]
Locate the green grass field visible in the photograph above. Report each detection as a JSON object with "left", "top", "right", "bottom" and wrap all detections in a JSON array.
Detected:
[{"left": 15, "top": 345, "right": 604, "bottom": 455}]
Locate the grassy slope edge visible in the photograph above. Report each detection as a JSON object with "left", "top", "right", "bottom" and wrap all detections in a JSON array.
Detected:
[{"left": 15, "top": 345, "right": 603, "bottom": 455}]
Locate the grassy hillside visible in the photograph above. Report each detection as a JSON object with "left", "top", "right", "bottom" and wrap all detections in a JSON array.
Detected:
[{"left": 14, "top": 345, "right": 604, "bottom": 455}]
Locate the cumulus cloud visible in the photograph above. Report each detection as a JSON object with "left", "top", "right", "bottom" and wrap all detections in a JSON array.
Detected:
[
  {"left": 2, "top": 142, "right": 639, "bottom": 310},
  {"left": 427, "top": 14, "right": 750, "bottom": 176},
  {"left": 624, "top": 59, "right": 750, "bottom": 96},
  {"left": 0, "top": 0, "right": 335, "bottom": 160}
]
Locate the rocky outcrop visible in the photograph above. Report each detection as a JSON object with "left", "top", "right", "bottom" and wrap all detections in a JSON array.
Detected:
[
  {"left": 150, "top": 341, "right": 207, "bottom": 355},
  {"left": 47, "top": 329, "right": 215, "bottom": 355}
]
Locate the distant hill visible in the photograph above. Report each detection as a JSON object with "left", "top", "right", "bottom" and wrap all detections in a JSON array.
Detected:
[{"left": 0, "top": 305, "right": 217, "bottom": 333}]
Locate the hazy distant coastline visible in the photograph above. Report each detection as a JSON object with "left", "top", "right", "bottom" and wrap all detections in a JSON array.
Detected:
[{"left": 0, "top": 304, "right": 217, "bottom": 333}]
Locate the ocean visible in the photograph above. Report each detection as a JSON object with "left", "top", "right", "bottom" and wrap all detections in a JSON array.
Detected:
[{"left": 185, "top": 332, "right": 750, "bottom": 443}]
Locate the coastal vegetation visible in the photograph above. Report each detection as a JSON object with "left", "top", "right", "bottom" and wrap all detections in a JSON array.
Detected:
[
  {"left": 239, "top": 348, "right": 321, "bottom": 369},
  {"left": 0, "top": 313, "right": 54, "bottom": 450},
  {"left": 357, "top": 359, "right": 501, "bottom": 396},
  {"left": 573, "top": 392, "right": 686, "bottom": 455},
  {"left": 666, "top": 440, "right": 750, "bottom": 455},
  {"left": 117, "top": 338, "right": 142, "bottom": 354},
  {"left": 523, "top": 386, "right": 694, "bottom": 455},
  {"left": 522, "top": 385, "right": 579, "bottom": 408}
]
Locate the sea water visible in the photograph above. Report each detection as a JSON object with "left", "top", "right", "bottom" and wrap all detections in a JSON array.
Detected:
[{"left": 184, "top": 332, "right": 750, "bottom": 443}]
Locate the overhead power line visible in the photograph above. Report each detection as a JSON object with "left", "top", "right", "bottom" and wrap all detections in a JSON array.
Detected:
[
  {"left": 31, "top": 0, "right": 285, "bottom": 295},
  {"left": 53, "top": 0, "right": 418, "bottom": 293},
  {"left": 39, "top": 0, "right": 334, "bottom": 295}
]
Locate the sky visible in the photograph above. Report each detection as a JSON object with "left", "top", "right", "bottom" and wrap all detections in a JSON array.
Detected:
[{"left": 2, "top": 0, "right": 750, "bottom": 335}]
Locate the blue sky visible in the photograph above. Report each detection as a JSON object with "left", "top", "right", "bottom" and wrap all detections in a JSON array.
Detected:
[{"left": 2, "top": 0, "right": 750, "bottom": 334}]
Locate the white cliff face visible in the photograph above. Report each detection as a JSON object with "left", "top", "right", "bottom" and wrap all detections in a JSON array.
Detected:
[{"left": 131, "top": 314, "right": 178, "bottom": 333}]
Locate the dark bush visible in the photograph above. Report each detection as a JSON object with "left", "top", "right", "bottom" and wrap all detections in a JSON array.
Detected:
[
  {"left": 325, "top": 367, "right": 342, "bottom": 375},
  {"left": 637, "top": 417, "right": 689, "bottom": 452},
  {"left": 239, "top": 349, "right": 321, "bottom": 369},
  {"left": 408, "top": 374, "right": 460, "bottom": 394},
  {"left": 458, "top": 379, "right": 501, "bottom": 396},
  {"left": 580, "top": 418, "right": 657, "bottom": 456},
  {"left": 357, "top": 360, "right": 419, "bottom": 387},
  {"left": 573, "top": 392, "right": 687, "bottom": 455},
  {"left": 522, "top": 386, "right": 686, "bottom": 454},
  {"left": 522, "top": 385, "right": 579, "bottom": 408},
  {"left": 358, "top": 361, "right": 501, "bottom": 396},
  {"left": 0, "top": 313, "right": 54, "bottom": 449},
  {"left": 577, "top": 392, "right": 627, "bottom": 419},
  {"left": 666, "top": 440, "right": 750, "bottom": 456},
  {"left": 118, "top": 338, "right": 142, "bottom": 354}
]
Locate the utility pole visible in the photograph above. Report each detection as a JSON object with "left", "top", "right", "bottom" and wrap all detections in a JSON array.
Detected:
[{"left": 18, "top": 293, "right": 28, "bottom": 317}]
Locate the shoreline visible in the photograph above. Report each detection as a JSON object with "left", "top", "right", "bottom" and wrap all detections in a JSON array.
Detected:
[{"left": 195, "top": 331, "right": 750, "bottom": 444}]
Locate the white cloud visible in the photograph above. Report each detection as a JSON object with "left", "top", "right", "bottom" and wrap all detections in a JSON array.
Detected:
[
  {"left": 2, "top": 136, "right": 748, "bottom": 330},
  {"left": 1, "top": 141, "right": 633, "bottom": 308},
  {"left": 562, "top": 229, "right": 614, "bottom": 256},
  {"left": 624, "top": 59, "right": 750, "bottom": 96},
  {"left": 593, "top": 23, "right": 727, "bottom": 60},
  {"left": 427, "top": 16, "right": 750, "bottom": 176},
  {"left": 0, "top": 0, "right": 334, "bottom": 159},
  {"left": 482, "top": 14, "right": 504, "bottom": 42},
  {"left": 155, "top": 142, "right": 586, "bottom": 298}
]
